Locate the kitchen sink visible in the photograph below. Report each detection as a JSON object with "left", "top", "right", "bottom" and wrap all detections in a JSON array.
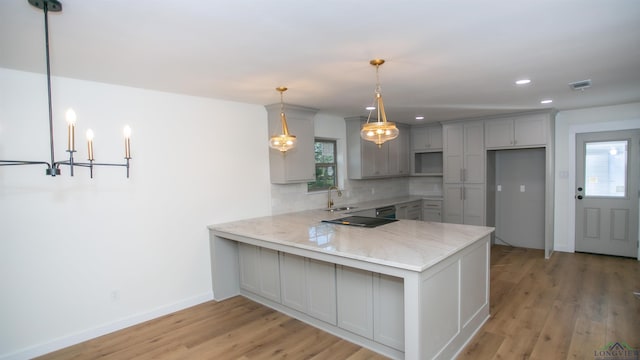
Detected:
[{"left": 324, "top": 206, "right": 357, "bottom": 212}]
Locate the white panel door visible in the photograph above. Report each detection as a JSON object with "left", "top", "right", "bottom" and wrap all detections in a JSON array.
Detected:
[{"left": 575, "top": 130, "right": 640, "bottom": 258}]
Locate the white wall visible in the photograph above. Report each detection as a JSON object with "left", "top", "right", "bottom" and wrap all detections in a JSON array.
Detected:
[
  {"left": 553, "top": 102, "right": 640, "bottom": 253},
  {"left": 0, "top": 68, "right": 272, "bottom": 359}
]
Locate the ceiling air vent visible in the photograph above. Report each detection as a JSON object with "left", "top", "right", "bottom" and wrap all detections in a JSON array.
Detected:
[{"left": 569, "top": 79, "right": 592, "bottom": 91}]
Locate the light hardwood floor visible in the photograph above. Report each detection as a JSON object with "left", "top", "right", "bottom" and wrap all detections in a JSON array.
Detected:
[{"left": 37, "top": 245, "right": 640, "bottom": 360}]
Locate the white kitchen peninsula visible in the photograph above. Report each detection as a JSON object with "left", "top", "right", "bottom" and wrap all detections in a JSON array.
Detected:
[{"left": 208, "top": 210, "right": 494, "bottom": 360}]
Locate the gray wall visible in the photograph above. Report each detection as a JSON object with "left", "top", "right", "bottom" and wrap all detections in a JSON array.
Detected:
[{"left": 494, "top": 148, "right": 546, "bottom": 249}]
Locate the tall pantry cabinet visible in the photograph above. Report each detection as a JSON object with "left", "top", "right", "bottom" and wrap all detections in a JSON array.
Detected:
[{"left": 443, "top": 121, "right": 485, "bottom": 225}]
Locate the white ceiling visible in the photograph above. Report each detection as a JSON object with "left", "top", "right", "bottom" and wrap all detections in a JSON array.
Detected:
[{"left": 1, "top": 0, "right": 639, "bottom": 124}]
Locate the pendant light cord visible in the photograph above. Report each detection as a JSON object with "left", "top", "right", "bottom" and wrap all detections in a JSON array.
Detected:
[
  {"left": 43, "top": 2, "right": 56, "bottom": 169},
  {"left": 375, "top": 63, "right": 382, "bottom": 95}
]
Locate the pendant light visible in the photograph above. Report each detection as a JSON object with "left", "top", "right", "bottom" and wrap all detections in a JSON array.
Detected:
[
  {"left": 0, "top": 0, "right": 132, "bottom": 178},
  {"left": 269, "top": 86, "right": 297, "bottom": 153},
  {"left": 360, "top": 59, "right": 399, "bottom": 148}
]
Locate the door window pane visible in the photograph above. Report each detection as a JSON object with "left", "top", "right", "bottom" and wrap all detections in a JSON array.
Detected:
[{"left": 584, "top": 140, "right": 627, "bottom": 197}]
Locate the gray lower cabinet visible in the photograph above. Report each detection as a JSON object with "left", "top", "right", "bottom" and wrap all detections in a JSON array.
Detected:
[
  {"left": 306, "top": 259, "right": 338, "bottom": 324},
  {"left": 238, "top": 243, "right": 281, "bottom": 303},
  {"left": 373, "top": 274, "right": 404, "bottom": 351},
  {"left": 337, "top": 266, "right": 405, "bottom": 351},
  {"left": 444, "top": 183, "right": 485, "bottom": 226},
  {"left": 396, "top": 200, "right": 422, "bottom": 220},
  {"left": 279, "top": 252, "right": 337, "bottom": 325},
  {"left": 241, "top": 244, "right": 403, "bottom": 354},
  {"left": 422, "top": 199, "right": 443, "bottom": 222},
  {"left": 279, "top": 252, "right": 306, "bottom": 311},
  {"left": 337, "top": 266, "right": 374, "bottom": 338}
]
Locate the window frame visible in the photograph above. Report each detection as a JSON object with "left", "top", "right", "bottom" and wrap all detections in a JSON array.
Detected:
[{"left": 307, "top": 138, "right": 338, "bottom": 192}]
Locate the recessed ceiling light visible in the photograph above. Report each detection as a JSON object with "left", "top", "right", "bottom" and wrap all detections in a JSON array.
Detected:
[
  {"left": 515, "top": 79, "right": 531, "bottom": 85},
  {"left": 415, "top": 116, "right": 424, "bottom": 120},
  {"left": 540, "top": 99, "right": 553, "bottom": 104},
  {"left": 365, "top": 106, "right": 375, "bottom": 111}
]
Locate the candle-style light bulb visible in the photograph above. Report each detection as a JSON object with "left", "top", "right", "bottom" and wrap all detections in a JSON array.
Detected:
[
  {"left": 123, "top": 125, "right": 131, "bottom": 159},
  {"left": 65, "top": 108, "right": 77, "bottom": 125},
  {"left": 86, "top": 129, "right": 94, "bottom": 161},
  {"left": 66, "top": 108, "right": 77, "bottom": 151}
]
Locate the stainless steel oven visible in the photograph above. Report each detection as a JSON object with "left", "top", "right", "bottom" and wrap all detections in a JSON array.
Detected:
[{"left": 375, "top": 205, "right": 396, "bottom": 219}]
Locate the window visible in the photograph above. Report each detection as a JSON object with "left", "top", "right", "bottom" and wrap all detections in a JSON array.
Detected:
[
  {"left": 308, "top": 139, "right": 337, "bottom": 192},
  {"left": 584, "top": 140, "right": 628, "bottom": 197}
]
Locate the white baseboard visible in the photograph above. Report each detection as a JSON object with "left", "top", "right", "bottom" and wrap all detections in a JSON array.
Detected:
[
  {"left": 1, "top": 292, "right": 213, "bottom": 360},
  {"left": 552, "top": 245, "right": 574, "bottom": 253}
]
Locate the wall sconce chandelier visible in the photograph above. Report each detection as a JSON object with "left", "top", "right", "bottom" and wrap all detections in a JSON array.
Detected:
[
  {"left": 268, "top": 86, "right": 297, "bottom": 153},
  {"left": 0, "top": 0, "right": 132, "bottom": 178},
  {"left": 360, "top": 59, "right": 399, "bottom": 148}
]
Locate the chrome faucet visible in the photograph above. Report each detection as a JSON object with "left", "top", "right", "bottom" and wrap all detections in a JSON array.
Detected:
[{"left": 327, "top": 186, "right": 342, "bottom": 209}]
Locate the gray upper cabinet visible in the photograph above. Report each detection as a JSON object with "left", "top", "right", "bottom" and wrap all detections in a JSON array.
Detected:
[
  {"left": 345, "top": 116, "right": 409, "bottom": 179},
  {"left": 266, "top": 104, "right": 318, "bottom": 184},
  {"left": 411, "top": 125, "right": 443, "bottom": 151},
  {"left": 443, "top": 121, "right": 485, "bottom": 184},
  {"left": 485, "top": 113, "right": 549, "bottom": 148},
  {"left": 388, "top": 124, "right": 410, "bottom": 176}
]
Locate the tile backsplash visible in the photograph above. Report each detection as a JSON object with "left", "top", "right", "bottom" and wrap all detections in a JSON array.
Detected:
[{"left": 270, "top": 176, "right": 442, "bottom": 215}]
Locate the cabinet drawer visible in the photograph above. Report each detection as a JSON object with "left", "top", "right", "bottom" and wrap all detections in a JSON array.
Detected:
[{"left": 423, "top": 200, "right": 442, "bottom": 209}]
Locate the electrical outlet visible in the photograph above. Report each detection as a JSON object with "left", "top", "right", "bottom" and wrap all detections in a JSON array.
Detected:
[
  {"left": 520, "top": 185, "right": 525, "bottom": 192},
  {"left": 111, "top": 290, "right": 120, "bottom": 302},
  {"left": 497, "top": 185, "right": 502, "bottom": 192}
]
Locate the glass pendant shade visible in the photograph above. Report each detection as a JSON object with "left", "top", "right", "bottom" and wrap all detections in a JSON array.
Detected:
[
  {"left": 360, "top": 92, "right": 399, "bottom": 147},
  {"left": 360, "top": 59, "right": 399, "bottom": 148},
  {"left": 269, "top": 87, "right": 297, "bottom": 153},
  {"left": 269, "top": 111, "right": 297, "bottom": 152}
]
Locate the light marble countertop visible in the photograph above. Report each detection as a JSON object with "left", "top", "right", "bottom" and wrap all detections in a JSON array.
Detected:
[{"left": 209, "top": 208, "right": 494, "bottom": 272}]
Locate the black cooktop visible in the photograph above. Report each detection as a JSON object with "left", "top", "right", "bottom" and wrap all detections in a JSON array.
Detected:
[{"left": 321, "top": 216, "right": 398, "bottom": 228}]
